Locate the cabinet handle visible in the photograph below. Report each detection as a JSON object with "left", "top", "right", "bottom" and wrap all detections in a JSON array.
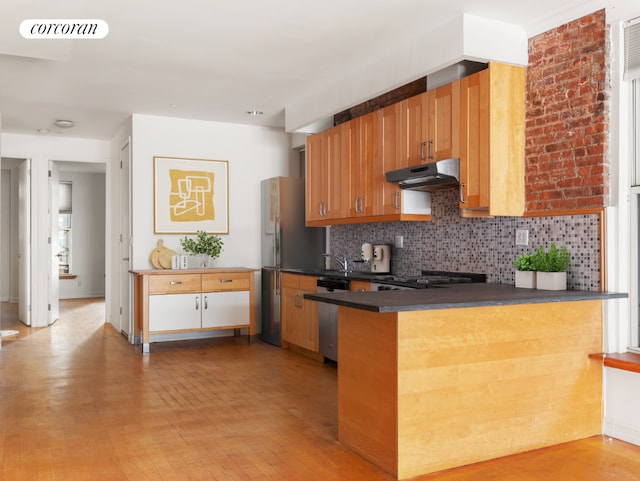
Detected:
[
  {"left": 169, "top": 281, "right": 182, "bottom": 285},
  {"left": 420, "top": 141, "right": 426, "bottom": 161},
  {"left": 459, "top": 183, "right": 466, "bottom": 204},
  {"left": 394, "top": 191, "right": 401, "bottom": 210},
  {"left": 204, "top": 295, "right": 208, "bottom": 310},
  {"left": 427, "top": 139, "right": 434, "bottom": 159},
  {"left": 195, "top": 296, "right": 199, "bottom": 310},
  {"left": 323, "top": 201, "right": 328, "bottom": 216},
  {"left": 219, "top": 279, "right": 233, "bottom": 283},
  {"left": 319, "top": 202, "right": 324, "bottom": 217}
]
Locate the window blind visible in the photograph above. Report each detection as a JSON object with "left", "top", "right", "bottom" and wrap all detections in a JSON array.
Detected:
[{"left": 625, "top": 17, "right": 640, "bottom": 81}]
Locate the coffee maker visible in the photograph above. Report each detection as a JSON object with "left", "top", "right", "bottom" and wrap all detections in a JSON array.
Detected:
[{"left": 361, "top": 243, "right": 391, "bottom": 273}]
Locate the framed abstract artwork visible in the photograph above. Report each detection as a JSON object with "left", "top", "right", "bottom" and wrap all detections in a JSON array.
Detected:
[{"left": 154, "top": 156, "right": 229, "bottom": 234}]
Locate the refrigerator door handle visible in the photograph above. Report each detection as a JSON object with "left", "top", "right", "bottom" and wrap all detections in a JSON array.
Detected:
[
  {"left": 274, "top": 214, "right": 281, "bottom": 267},
  {"left": 275, "top": 269, "right": 281, "bottom": 296}
]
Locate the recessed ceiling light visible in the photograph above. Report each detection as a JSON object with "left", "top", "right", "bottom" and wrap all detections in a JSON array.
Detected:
[
  {"left": 37, "top": 129, "right": 49, "bottom": 134},
  {"left": 54, "top": 119, "right": 74, "bottom": 128},
  {"left": 246, "top": 110, "right": 264, "bottom": 116}
]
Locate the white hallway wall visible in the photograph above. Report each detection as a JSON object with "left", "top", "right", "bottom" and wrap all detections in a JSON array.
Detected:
[
  {"left": 0, "top": 133, "right": 109, "bottom": 326},
  {"left": 129, "top": 114, "right": 295, "bottom": 333}
]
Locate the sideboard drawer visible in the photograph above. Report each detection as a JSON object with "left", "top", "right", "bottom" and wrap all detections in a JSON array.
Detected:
[
  {"left": 148, "top": 274, "right": 201, "bottom": 294},
  {"left": 202, "top": 272, "right": 250, "bottom": 292}
]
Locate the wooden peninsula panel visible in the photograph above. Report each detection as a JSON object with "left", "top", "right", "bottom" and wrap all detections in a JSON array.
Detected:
[{"left": 337, "top": 300, "right": 603, "bottom": 479}]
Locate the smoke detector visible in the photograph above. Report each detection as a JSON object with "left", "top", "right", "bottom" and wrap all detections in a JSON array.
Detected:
[{"left": 54, "top": 119, "right": 74, "bottom": 128}]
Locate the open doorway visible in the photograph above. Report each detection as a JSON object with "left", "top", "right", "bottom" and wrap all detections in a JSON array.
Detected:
[
  {"left": 0, "top": 157, "right": 31, "bottom": 327},
  {"left": 54, "top": 161, "right": 106, "bottom": 304}
]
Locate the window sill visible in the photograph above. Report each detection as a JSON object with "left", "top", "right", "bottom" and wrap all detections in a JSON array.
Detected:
[
  {"left": 59, "top": 274, "right": 77, "bottom": 280},
  {"left": 589, "top": 352, "right": 640, "bottom": 374}
]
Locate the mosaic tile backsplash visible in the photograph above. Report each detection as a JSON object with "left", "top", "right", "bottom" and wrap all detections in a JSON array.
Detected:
[{"left": 330, "top": 189, "right": 601, "bottom": 290}]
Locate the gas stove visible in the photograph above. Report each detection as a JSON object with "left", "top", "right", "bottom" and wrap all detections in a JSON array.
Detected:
[{"left": 371, "top": 271, "right": 487, "bottom": 291}]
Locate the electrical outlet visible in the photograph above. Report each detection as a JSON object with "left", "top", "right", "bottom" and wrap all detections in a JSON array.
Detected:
[
  {"left": 515, "top": 229, "right": 529, "bottom": 246},
  {"left": 394, "top": 235, "right": 404, "bottom": 248}
]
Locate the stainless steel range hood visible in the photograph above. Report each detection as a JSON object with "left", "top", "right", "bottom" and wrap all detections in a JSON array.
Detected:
[{"left": 385, "top": 158, "right": 460, "bottom": 192}]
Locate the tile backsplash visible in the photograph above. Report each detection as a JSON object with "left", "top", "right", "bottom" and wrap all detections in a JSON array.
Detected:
[{"left": 330, "top": 189, "right": 601, "bottom": 290}]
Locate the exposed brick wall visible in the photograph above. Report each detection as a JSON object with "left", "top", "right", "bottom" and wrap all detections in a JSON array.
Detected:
[{"left": 526, "top": 10, "right": 609, "bottom": 212}]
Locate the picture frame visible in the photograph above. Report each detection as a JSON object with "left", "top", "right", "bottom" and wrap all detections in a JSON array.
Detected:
[{"left": 154, "top": 156, "right": 229, "bottom": 234}]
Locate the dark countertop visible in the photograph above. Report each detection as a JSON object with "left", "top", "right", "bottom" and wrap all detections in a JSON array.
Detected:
[{"left": 304, "top": 283, "right": 627, "bottom": 313}]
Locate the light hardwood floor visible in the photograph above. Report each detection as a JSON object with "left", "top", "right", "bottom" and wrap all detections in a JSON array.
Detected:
[{"left": 1, "top": 299, "right": 640, "bottom": 480}]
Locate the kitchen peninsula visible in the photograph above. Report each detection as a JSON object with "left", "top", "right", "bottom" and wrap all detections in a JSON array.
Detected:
[{"left": 306, "top": 284, "right": 626, "bottom": 479}]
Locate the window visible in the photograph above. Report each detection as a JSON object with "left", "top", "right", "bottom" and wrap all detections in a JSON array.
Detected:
[{"left": 58, "top": 181, "right": 72, "bottom": 274}]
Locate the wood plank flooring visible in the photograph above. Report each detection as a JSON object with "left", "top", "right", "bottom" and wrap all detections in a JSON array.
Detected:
[{"left": 1, "top": 299, "right": 640, "bottom": 480}]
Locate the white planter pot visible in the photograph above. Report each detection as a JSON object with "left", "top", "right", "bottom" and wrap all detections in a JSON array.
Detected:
[
  {"left": 515, "top": 270, "right": 536, "bottom": 289},
  {"left": 536, "top": 271, "right": 567, "bottom": 291}
]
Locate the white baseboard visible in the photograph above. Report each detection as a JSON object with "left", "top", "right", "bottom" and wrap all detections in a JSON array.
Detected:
[{"left": 603, "top": 420, "right": 640, "bottom": 446}]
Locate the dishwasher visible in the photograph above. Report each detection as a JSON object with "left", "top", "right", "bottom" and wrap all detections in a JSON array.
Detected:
[{"left": 317, "top": 277, "right": 350, "bottom": 362}]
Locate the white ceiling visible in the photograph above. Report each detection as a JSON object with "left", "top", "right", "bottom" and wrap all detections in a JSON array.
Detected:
[{"left": 0, "top": 0, "right": 633, "bottom": 140}]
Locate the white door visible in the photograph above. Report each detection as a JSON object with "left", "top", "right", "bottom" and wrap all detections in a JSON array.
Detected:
[
  {"left": 119, "top": 139, "right": 132, "bottom": 339},
  {"left": 48, "top": 161, "right": 60, "bottom": 325},
  {"left": 18, "top": 159, "right": 31, "bottom": 326}
]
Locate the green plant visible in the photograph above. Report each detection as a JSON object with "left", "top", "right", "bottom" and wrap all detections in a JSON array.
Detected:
[
  {"left": 513, "top": 253, "right": 536, "bottom": 271},
  {"left": 531, "top": 243, "right": 571, "bottom": 272},
  {"left": 179, "top": 230, "right": 224, "bottom": 259}
]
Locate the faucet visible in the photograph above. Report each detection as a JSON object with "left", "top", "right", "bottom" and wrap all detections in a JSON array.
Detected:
[{"left": 322, "top": 253, "right": 348, "bottom": 272}]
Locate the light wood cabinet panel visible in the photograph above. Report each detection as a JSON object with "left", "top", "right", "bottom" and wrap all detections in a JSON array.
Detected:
[
  {"left": 306, "top": 123, "right": 349, "bottom": 225},
  {"left": 349, "top": 111, "right": 377, "bottom": 217},
  {"left": 350, "top": 280, "right": 371, "bottom": 292},
  {"left": 148, "top": 274, "right": 201, "bottom": 294},
  {"left": 428, "top": 81, "right": 460, "bottom": 161},
  {"left": 281, "top": 273, "right": 319, "bottom": 353},
  {"left": 401, "top": 92, "right": 429, "bottom": 166},
  {"left": 459, "top": 62, "right": 525, "bottom": 217},
  {"left": 305, "top": 129, "right": 328, "bottom": 223},
  {"left": 202, "top": 272, "right": 250, "bottom": 291}
]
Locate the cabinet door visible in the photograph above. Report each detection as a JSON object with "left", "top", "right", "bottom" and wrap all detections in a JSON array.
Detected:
[
  {"left": 306, "top": 130, "right": 328, "bottom": 223},
  {"left": 402, "top": 92, "right": 429, "bottom": 166},
  {"left": 149, "top": 293, "right": 201, "bottom": 332},
  {"left": 428, "top": 82, "right": 459, "bottom": 162},
  {"left": 281, "top": 286, "right": 301, "bottom": 345},
  {"left": 459, "top": 69, "right": 490, "bottom": 211},
  {"left": 326, "top": 123, "right": 349, "bottom": 220},
  {"left": 201, "top": 291, "right": 250, "bottom": 328},
  {"left": 375, "top": 102, "right": 403, "bottom": 215},
  {"left": 299, "top": 288, "right": 319, "bottom": 352},
  {"left": 349, "top": 111, "right": 377, "bottom": 217}
]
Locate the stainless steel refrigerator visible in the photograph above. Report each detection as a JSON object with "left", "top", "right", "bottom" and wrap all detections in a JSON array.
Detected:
[{"left": 261, "top": 177, "right": 325, "bottom": 346}]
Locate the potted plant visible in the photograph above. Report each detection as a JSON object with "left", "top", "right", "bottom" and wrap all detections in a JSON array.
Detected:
[
  {"left": 180, "top": 230, "right": 224, "bottom": 268},
  {"left": 532, "top": 243, "right": 571, "bottom": 290},
  {"left": 513, "top": 253, "right": 536, "bottom": 288}
]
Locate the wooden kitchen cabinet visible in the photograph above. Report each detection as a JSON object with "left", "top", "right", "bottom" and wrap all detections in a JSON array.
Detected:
[
  {"left": 348, "top": 111, "right": 377, "bottom": 218},
  {"left": 401, "top": 82, "right": 459, "bottom": 165},
  {"left": 305, "top": 123, "right": 349, "bottom": 225},
  {"left": 428, "top": 81, "right": 460, "bottom": 162},
  {"left": 281, "top": 273, "right": 319, "bottom": 353},
  {"left": 459, "top": 62, "right": 525, "bottom": 217},
  {"left": 131, "top": 268, "right": 256, "bottom": 353},
  {"left": 373, "top": 102, "right": 432, "bottom": 220}
]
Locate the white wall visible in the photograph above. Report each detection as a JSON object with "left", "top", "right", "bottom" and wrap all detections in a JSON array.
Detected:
[
  {"left": 0, "top": 169, "right": 10, "bottom": 301},
  {"left": 0, "top": 133, "right": 109, "bottom": 327},
  {"left": 58, "top": 172, "right": 106, "bottom": 299}
]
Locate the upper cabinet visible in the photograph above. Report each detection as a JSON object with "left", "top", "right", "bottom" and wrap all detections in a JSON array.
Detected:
[
  {"left": 306, "top": 123, "right": 349, "bottom": 223},
  {"left": 459, "top": 62, "right": 525, "bottom": 217},
  {"left": 305, "top": 61, "right": 525, "bottom": 225}
]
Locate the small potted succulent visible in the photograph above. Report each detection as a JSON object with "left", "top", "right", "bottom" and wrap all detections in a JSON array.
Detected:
[
  {"left": 180, "top": 230, "right": 224, "bottom": 268},
  {"left": 531, "top": 243, "right": 571, "bottom": 290},
  {"left": 513, "top": 253, "right": 537, "bottom": 289}
]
